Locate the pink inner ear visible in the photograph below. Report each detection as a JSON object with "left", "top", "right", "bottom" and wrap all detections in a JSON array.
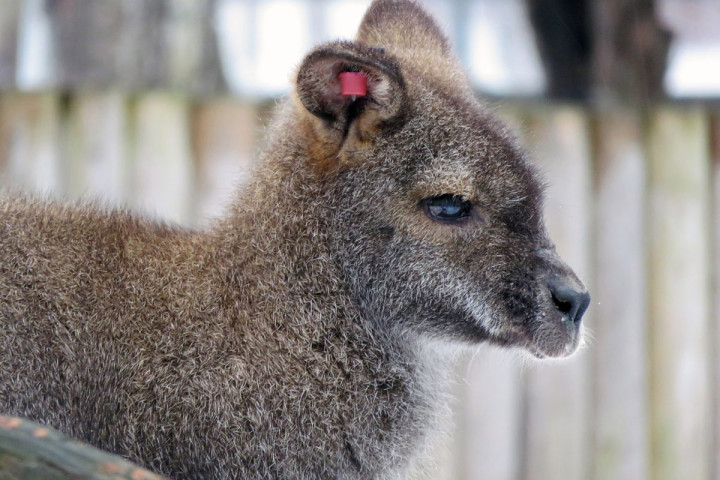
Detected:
[{"left": 339, "top": 72, "right": 367, "bottom": 97}]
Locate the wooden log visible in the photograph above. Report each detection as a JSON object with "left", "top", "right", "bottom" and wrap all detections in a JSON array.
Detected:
[
  {"left": 0, "top": 93, "right": 63, "bottom": 195},
  {"left": 64, "top": 93, "right": 129, "bottom": 203},
  {"left": 190, "top": 98, "right": 258, "bottom": 225},
  {"left": 592, "top": 109, "right": 649, "bottom": 480},
  {"left": 646, "top": 106, "right": 712, "bottom": 480},
  {"left": 520, "top": 105, "right": 593, "bottom": 480},
  {"left": 129, "top": 93, "right": 194, "bottom": 225},
  {"left": 0, "top": 415, "right": 166, "bottom": 480}
]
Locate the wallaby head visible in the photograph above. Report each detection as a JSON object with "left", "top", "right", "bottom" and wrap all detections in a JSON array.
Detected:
[{"left": 288, "top": 0, "right": 589, "bottom": 359}]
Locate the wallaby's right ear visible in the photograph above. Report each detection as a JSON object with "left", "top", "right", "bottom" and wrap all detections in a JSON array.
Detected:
[{"left": 295, "top": 42, "right": 407, "bottom": 146}]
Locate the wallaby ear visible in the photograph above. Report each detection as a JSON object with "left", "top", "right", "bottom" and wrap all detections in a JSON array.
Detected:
[
  {"left": 356, "top": 0, "right": 467, "bottom": 92},
  {"left": 357, "top": 0, "right": 451, "bottom": 60},
  {"left": 296, "top": 42, "right": 407, "bottom": 139}
]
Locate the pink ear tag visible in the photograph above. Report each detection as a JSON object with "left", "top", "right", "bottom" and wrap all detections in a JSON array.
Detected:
[{"left": 339, "top": 72, "right": 367, "bottom": 97}]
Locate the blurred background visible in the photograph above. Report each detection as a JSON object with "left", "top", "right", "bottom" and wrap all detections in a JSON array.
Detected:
[{"left": 0, "top": 1, "right": 718, "bottom": 479}]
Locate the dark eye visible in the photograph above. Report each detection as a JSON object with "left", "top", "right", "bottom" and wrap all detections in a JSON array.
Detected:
[{"left": 420, "top": 194, "right": 472, "bottom": 223}]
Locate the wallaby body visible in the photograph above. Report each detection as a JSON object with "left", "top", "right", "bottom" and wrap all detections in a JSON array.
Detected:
[
  {"left": 0, "top": 189, "right": 444, "bottom": 478},
  {"left": 0, "top": 1, "right": 589, "bottom": 479}
]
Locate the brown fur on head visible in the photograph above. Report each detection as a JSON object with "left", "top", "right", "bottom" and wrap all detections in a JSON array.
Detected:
[
  {"left": 0, "top": 1, "right": 589, "bottom": 478},
  {"left": 292, "top": 0, "right": 589, "bottom": 358}
]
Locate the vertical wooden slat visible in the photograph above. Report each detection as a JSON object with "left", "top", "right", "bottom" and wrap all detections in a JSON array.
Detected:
[
  {"left": 0, "top": 93, "right": 63, "bottom": 194},
  {"left": 521, "top": 105, "right": 592, "bottom": 480},
  {"left": 592, "top": 109, "right": 649, "bottom": 480},
  {"left": 45, "top": 0, "right": 125, "bottom": 89},
  {"left": 64, "top": 93, "right": 129, "bottom": 203},
  {"left": 460, "top": 348, "right": 523, "bottom": 480},
  {"left": 164, "top": 0, "right": 213, "bottom": 92},
  {"left": 421, "top": 105, "right": 527, "bottom": 480},
  {"left": 118, "top": 0, "right": 167, "bottom": 90},
  {"left": 460, "top": 99, "right": 527, "bottom": 480},
  {"left": 0, "top": 1, "right": 22, "bottom": 88},
  {"left": 193, "top": 0, "right": 226, "bottom": 95},
  {"left": 711, "top": 114, "right": 720, "bottom": 480},
  {"left": 647, "top": 106, "right": 712, "bottom": 480},
  {"left": 191, "top": 99, "right": 258, "bottom": 225},
  {"left": 0, "top": 95, "right": 5, "bottom": 180},
  {"left": 591, "top": 0, "right": 670, "bottom": 104},
  {"left": 0, "top": 95, "right": 6, "bottom": 181},
  {"left": 129, "top": 94, "right": 194, "bottom": 225},
  {"left": 214, "top": 0, "right": 256, "bottom": 97},
  {"left": 15, "top": 0, "right": 55, "bottom": 90},
  {"left": 408, "top": 360, "right": 464, "bottom": 480}
]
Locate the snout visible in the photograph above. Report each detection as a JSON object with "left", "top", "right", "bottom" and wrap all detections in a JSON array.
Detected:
[
  {"left": 547, "top": 277, "right": 590, "bottom": 326},
  {"left": 528, "top": 274, "right": 590, "bottom": 359}
]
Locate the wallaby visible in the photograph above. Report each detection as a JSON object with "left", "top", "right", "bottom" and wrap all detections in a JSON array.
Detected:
[{"left": 0, "top": 1, "right": 590, "bottom": 478}]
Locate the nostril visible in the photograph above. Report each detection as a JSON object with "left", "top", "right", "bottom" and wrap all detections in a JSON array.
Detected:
[
  {"left": 547, "top": 279, "right": 591, "bottom": 325},
  {"left": 551, "top": 291, "right": 573, "bottom": 315}
]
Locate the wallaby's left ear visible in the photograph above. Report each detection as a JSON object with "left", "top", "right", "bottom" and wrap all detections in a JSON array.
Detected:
[{"left": 296, "top": 42, "right": 407, "bottom": 142}]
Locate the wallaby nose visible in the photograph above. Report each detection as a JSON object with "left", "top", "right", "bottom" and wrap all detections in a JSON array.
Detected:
[{"left": 547, "top": 278, "right": 590, "bottom": 325}]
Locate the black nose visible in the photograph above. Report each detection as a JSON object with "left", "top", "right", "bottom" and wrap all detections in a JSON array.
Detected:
[{"left": 547, "top": 278, "right": 590, "bottom": 325}]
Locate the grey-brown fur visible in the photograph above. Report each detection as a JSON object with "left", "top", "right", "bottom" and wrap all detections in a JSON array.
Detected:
[{"left": 0, "top": 1, "right": 589, "bottom": 478}]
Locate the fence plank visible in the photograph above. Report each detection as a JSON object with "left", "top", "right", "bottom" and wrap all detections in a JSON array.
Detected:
[
  {"left": 433, "top": 105, "right": 527, "bottom": 480},
  {"left": 116, "top": 0, "right": 167, "bottom": 90},
  {"left": 196, "top": 0, "right": 227, "bottom": 95},
  {"left": 0, "top": 93, "right": 63, "bottom": 194},
  {"left": 460, "top": 348, "right": 523, "bottom": 480},
  {"left": 15, "top": 0, "right": 55, "bottom": 90},
  {"left": 164, "top": 0, "right": 225, "bottom": 93},
  {"left": 25, "top": 0, "right": 157, "bottom": 90},
  {"left": 64, "top": 93, "right": 129, "bottom": 203},
  {"left": 520, "top": 106, "right": 592, "bottom": 480},
  {"left": 11, "top": 0, "right": 224, "bottom": 93},
  {"left": 46, "top": 1, "right": 127, "bottom": 89},
  {"left": 647, "top": 107, "right": 712, "bottom": 480},
  {"left": 408, "top": 360, "right": 464, "bottom": 480},
  {"left": 712, "top": 113, "right": 720, "bottom": 480},
  {"left": 129, "top": 94, "right": 194, "bottom": 224},
  {"left": 0, "top": 1, "right": 21, "bottom": 88},
  {"left": 191, "top": 99, "right": 258, "bottom": 224},
  {"left": 592, "top": 109, "right": 649, "bottom": 480}
]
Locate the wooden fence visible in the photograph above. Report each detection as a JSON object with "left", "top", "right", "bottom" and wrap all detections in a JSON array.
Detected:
[{"left": 1, "top": 92, "right": 718, "bottom": 480}]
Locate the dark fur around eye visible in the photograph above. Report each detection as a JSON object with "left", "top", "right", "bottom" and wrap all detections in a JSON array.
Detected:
[{"left": 419, "top": 194, "right": 472, "bottom": 223}]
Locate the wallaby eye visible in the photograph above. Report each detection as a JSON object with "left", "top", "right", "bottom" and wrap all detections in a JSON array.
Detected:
[{"left": 420, "top": 194, "right": 472, "bottom": 223}]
